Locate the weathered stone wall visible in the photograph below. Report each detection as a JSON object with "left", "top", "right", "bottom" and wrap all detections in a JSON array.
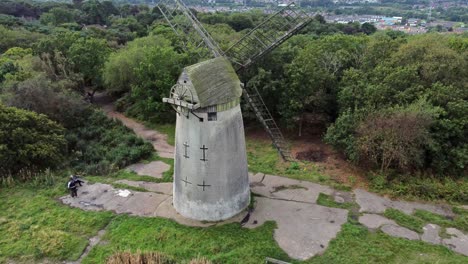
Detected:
[{"left": 173, "top": 104, "right": 250, "bottom": 221}]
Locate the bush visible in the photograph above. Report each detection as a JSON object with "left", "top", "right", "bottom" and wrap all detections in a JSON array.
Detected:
[
  {"left": 103, "top": 35, "right": 186, "bottom": 124},
  {"left": 0, "top": 104, "right": 66, "bottom": 176},
  {"left": 369, "top": 174, "right": 468, "bottom": 203},
  {"left": 69, "top": 111, "right": 153, "bottom": 175},
  {"left": 4, "top": 75, "right": 91, "bottom": 129},
  {"left": 355, "top": 103, "right": 434, "bottom": 173}
]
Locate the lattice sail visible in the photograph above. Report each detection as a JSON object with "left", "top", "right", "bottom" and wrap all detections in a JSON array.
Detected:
[
  {"left": 156, "top": 0, "right": 222, "bottom": 58},
  {"left": 223, "top": 3, "right": 312, "bottom": 71}
]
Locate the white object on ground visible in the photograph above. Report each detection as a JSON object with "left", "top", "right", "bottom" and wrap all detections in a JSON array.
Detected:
[{"left": 116, "top": 189, "right": 132, "bottom": 197}]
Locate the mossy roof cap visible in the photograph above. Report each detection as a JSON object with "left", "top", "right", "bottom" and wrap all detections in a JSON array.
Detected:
[{"left": 185, "top": 57, "right": 242, "bottom": 108}]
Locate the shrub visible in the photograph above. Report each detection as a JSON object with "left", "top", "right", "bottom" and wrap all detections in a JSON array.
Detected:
[
  {"left": 356, "top": 107, "right": 433, "bottom": 173},
  {"left": 0, "top": 104, "right": 66, "bottom": 176},
  {"left": 4, "top": 75, "right": 91, "bottom": 129},
  {"left": 69, "top": 111, "right": 153, "bottom": 174}
]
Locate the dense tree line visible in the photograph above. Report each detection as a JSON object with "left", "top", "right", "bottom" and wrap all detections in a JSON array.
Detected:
[{"left": 0, "top": 1, "right": 466, "bottom": 190}]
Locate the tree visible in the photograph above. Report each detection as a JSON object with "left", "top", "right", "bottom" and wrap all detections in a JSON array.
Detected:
[
  {"left": 79, "top": 0, "right": 118, "bottom": 25},
  {"left": 361, "top": 22, "right": 377, "bottom": 35},
  {"left": 227, "top": 13, "right": 254, "bottom": 31},
  {"left": 355, "top": 101, "right": 438, "bottom": 173},
  {"left": 0, "top": 25, "right": 44, "bottom": 53},
  {"left": 103, "top": 35, "right": 186, "bottom": 123},
  {"left": 39, "top": 7, "right": 76, "bottom": 26},
  {"left": 68, "top": 37, "right": 111, "bottom": 89},
  {"left": 0, "top": 104, "right": 66, "bottom": 175},
  {"left": 326, "top": 34, "right": 468, "bottom": 176},
  {"left": 3, "top": 75, "right": 91, "bottom": 129},
  {"left": 285, "top": 34, "right": 368, "bottom": 128}
]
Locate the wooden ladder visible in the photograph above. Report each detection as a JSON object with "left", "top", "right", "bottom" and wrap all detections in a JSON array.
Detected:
[{"left": 243, "top": 86, "right": 293, "bottom": 161}]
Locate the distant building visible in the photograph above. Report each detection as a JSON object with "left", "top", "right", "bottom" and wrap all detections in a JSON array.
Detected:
[{"left": 407, "top": 18, "right": 420, "bottom": 27}]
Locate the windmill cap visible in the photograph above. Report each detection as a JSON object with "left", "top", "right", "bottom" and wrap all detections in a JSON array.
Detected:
[{"left": 184, "top": 57, "right": 242, "bottom": 108}]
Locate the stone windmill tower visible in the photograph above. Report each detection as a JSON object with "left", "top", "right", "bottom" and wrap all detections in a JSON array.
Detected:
[{"left": 158, "top": 0, "right": 312, "bottom": 221}]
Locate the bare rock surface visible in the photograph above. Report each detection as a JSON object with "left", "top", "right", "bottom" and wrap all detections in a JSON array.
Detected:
[
  {"left": 443, "top": 228, "right": 468, "bottom": 256},
  {"left": 61, "top": 183, "right": 170, "bottom": 216},
  {"left": 250, "top": 174, "right": 333, "bottom": 204},
  {"left": 126, "top": 161, "right": 170, "bottom": 178},
  {"left": 359, "top": 214, "right": 396, "bottom": 229},
  {"left": 249, "top": 172, "right": 266, "bottom": 186},
  {"left": 116, "top": 180, "right": 173, "bottom": 195},
  {"left": 61, "top": 182, "right": 246, "bottom": 228},
  {"left": 381, "top": 224, "right": 420, "bottom": 240},
  {"left": 244, "top": 197, "right": 348, "bottom": 260},
  {"left": 354, "top": 189, "right": 453, "bottom": 217},
  {"left": 332, "top": 190, "right": 353, "bottom": 204},
  {"left": 421, "top": 224, "right": 442, "bottom": 245}
]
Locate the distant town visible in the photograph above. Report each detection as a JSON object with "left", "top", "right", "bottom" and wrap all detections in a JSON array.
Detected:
[{"left": 143, "top": 0, "right": 468, "bottom": 34}]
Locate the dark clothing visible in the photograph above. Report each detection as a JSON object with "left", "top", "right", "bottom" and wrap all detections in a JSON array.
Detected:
[
  {"left": 67, "top": 180, "right": 78, "bottom": 197},
  {"left": 72, "top": 175, "right": 84, "bottom": 186}
]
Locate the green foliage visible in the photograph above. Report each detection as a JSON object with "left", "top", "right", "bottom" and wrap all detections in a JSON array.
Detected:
[
  {"left": 0, "top": 57, "right": 17, "bottom": 83},
  {"left": 79, "top": 0, "right": 119, "bottom": 25},
  {"left": 103, "top": 35, "right": 172, "bottom": 94},
  {"left": 68, "top": 36, "right": 111, "bottom": 87},
  {"left": 40, "top": 7, "right": 76, "bottom": 26},
  {"left": 227, "top": 13, "right": 254, "bottom": 31},
  {"left": 370, "top": 174, "right": 468, "bottom": 203},
  {"left": 69, "top": 111, "right": 154, "bottom": 175},
  {"left": 316, "top": 193, "right": 355, "bottom": 210},
  {"left": 414, "top": 209, "right": 468, "bottom": 233},
  {"left": 35, "top": 31, "right": 111, "bottom": 89},
  {"left": 0, "top": 104, "right": 66, "bottom": 176},
  {"left": 3, "top": 47, "right": 33, "bottom": 59},
  {"left": 0, "top": 25, "right": 44, "bottom": 53},
  {"left": 355, "top": 100, "right": 439, "bottom": 173},
  {"left": 326, "top": 34, "right": 468, "bottom": 176},
  {"left": 285, "top": 34, "right": 368, "bottom": 127},
  {"left": 104, "top": 35, "right": 186, "bottom": 123},
  {"left": 3, "top": 75, "right": 91, "bottom": 129}
]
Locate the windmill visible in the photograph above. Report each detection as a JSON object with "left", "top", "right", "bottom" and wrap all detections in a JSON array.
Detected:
[{"left": 158, "top": 0, "right": 313, "bottom": 221}]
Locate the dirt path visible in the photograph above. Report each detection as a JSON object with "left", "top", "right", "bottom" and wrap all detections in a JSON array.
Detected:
[{"left": 94, "top": 93, "right": 174, "bottom": 159}]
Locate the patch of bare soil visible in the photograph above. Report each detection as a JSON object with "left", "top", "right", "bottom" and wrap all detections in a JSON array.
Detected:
[
  {"left": 246, "top": 125, "right": 368, "bottom": 188},
  {"left": 291, "top": 135, "right": 367, "bottom": 188}
]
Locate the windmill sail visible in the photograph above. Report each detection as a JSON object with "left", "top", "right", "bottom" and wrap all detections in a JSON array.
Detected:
[
  {"left": 156, "top": 0, "right": 222, "bottom": 58},
  {"left": 224, "top": 3, "right": 312, "bottom": 71}
]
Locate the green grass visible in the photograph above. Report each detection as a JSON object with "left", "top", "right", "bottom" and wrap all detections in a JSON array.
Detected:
[
  {"left": 0, "top": 180, "right": 113, "bottom": 263},
  {"left": 81, "top": 215, "right": 468, "bottom": 264},
  {"left": 145, "top": 122, "right": 176, "bottom": 146},
  {"left": 2, "top": 179, "right": 467, "bottom": 264},
  {"left": 85, "top": 155, "right": 174, "bottom": 186},
  {"left": 112, "top": 182, "right": 149, "bottom": 192},
  {"left": 383, "top": 208, "right": 425, "bottom": 233},
  {"left": 306, "top": 223, "right": 467, "bottom": 264},
  {"left": 246, "top": 138, "right": 329, "bottom": 181},
  {"left": 83, "top": 216, "right": 290, "bottom": 264},
  {"left": 414, "top": 208, "right": 468, "bottom": 233},
  {"left": 316, "top": 193, "right": 355, "bottom": 210}
]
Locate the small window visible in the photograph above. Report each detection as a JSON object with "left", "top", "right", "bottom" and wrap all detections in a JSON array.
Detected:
[{"left": 208, "top": 112, "right": 217, "bottom": 121}]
